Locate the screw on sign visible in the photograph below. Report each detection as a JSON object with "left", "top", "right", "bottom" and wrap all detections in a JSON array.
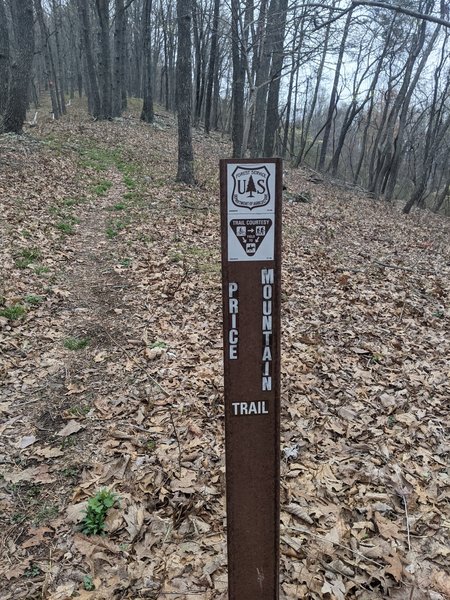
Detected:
[{"left": 220, "top": 159, "right": 282, "bottom": 599}]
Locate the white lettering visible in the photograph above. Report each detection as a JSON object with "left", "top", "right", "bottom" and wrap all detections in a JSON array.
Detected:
[
  {"left": 263, "top": 300, "right": 272, "bottom": 315},
  {"left": 263, "top": 284, "right": 272, "bottom": 299},
  {"left": 228, "top": 282, "right": 239, "bottom": 360},
  {"left": 261, "top": 269, "right": 274, "bottom": 284},
  {"left": 229, "top": 329, "right": 238, "bottom": 345},
  {"left": 229, "top": 298, "right": 238, "bottom": 313},
  {"left": 261, "top": 269, "right": 274, "bottom": 391},
  {"left": 262, "top": 346, "right": 272, "bottom": 361},
  {"left": 231, "top": 401, "right": 269, "bottom": 416},
  {"left": 262, "top": 376, "right": 272, "bottom": 391},
  {"left": 262, "top": 315, "right": 272, "bottom": 331}
]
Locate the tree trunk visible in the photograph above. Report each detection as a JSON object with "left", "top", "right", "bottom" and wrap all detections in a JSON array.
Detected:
[
  {"left": 263, "top": 0, "right": 288, "bottom": 157},
  {"left": 51, "top": 0, "right": 67, "bottom": 115},
  {"left": 34, "top": 0, "right": 60, "bottom": 119},
  {"left": 0, "top": 0, "right": 10, "bottom": 115},
  {"left": 317, "top": 8, "right": 353, "bottom": 170},
  {"left": 231, "top": 0, "right": 245, "bottom": 158},
  {"left": 204, "top": 0, "right": 219, "bottom": 134},
  {"left": 1, "top": 0, "right": 34, "bottom": 134},
  {"left": 113, "top": 0, "right": 126, "bottom": 117},
  {"left": 384, "top": 24, "right": 441, "bottom": 201},
  {"left": 141, "top": 0, "right": 154, "bottom": 122},
  {"left": 249, "top": 0, "right": 276, "bottom": 157},
  {"left": 176, "top": 0, "right": 195, "bottom": 183},
  {"left": 96, "top": 0, "right": 112, "bottom": 119},
  {"left": 77, "top": 0, "right": 101, "bottom": 117}
]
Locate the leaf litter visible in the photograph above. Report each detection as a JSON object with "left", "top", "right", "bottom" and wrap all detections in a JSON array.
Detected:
[{"left": 0, "top": 98, "right": 449, "bottom": 599}]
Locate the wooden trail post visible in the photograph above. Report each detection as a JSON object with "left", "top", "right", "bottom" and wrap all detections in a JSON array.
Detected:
[{"left": 220, "top": 158, "right": 282, "bottom": 599}]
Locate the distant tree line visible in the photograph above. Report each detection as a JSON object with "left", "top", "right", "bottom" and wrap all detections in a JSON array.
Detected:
[{"left": 0, "top": 0, "right": 449, "bottom": 214}]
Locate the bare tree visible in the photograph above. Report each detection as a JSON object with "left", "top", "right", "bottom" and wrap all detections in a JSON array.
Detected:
[
  {"left": 77, "top": 0, "right": 101, "bottom": 118},
  {"left": 113, "top": 0, "right": 127, "bottom": 117},
  {"left": 141, "top": 0, "right": 154, "bottom": 123},
  {"left": 96, "top": 0, "right": 113, "bottom": 119},
  {"left": 176, "top": 0, "right": 195, "bottom": 183},
  {"left": 1, "top": 0, "right": 34, "bottom": 134},
  {"left": 0, "top": 0, "right": 10, "bottom": 115}
]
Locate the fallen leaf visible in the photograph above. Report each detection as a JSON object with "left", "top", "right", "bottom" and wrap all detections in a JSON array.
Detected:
[
  {"left": 124, "top": 504, "right": 145, "bottom": 541},
  {"left": 57, "top": 420, "right": 85, "bottom": 437},
  {"left": 16, "top": 435, "right": 37, "bottom": 449},
  {"left": 285, "top": 503, "right": 314, "bottom": 525}
]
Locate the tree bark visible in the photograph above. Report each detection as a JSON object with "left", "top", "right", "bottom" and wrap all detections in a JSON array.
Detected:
[
  {"left": 176, "top": 0, "right": 195, "bottom": 183},
  {"left": 141, "top": 0, "right": 154, "bottom": 122},
  {"left": 317, "top": 8, "right": 353, "bottom": 170},
  {"left": 77, "top": 0, "right": 101, "bottom": 118},
  {"left": 249, "top": 0, "right": 276, "bottom": 157},
  {"left": 113, "top": 0, "right": 126, "bottom": 117},
  {"left": 263, "top": 0, "right": 289, "bottom": 157},
  {"left": 1, "top": 0, "right": 34, "bottom": 134},
  {"left": 51, "top": 0, "right": 67, "bottom": 115},
  {"left": 96, "top": 0, "right": 112, "bottom": 119},
  {"left": 204, "top": 0, "right": 219, "bottom": 134},
  {"left": 231, "top": 0, "right": 245, "bottom": 158},
  {"left": 34, "top": 0, "right": 60, "bottom": 119},
  {"left": 0, "top": 0, "right": 10, "bottom": 115}
]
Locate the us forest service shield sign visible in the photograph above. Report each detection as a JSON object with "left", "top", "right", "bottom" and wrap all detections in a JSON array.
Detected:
[
  {"left": 231, "top": 165, "right": 271, "bottom": 210},
  {"left": 227, "top": 162, "right": 276, "bottom": 262}
]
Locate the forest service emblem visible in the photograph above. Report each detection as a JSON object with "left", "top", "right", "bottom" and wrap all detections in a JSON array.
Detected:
[{"left": 231, "top": 165, "right": 271, "bottom": 210}]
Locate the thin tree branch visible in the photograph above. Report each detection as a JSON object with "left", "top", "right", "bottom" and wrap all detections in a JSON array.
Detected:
[{"left": 351, "top": 0, "right": 450, "bottom": 28}]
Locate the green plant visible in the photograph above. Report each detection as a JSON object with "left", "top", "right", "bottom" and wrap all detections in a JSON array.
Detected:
[
  {"left": 144, "top": 438, "right": 156, "bottom": 452},
  {"left": 83, "top": 575, "right": 95, "bottom": 591},
  {"left": 60, "top": 436, "right": 76, "bottom": 450},
  {"left": 93, "top": 179, "right": 113, "bottom": 196},
  {"left": 113, "top": 202, "right": 125, "bottom": 211},
  {"left": 150, "top": 341, "right": 168, "bottom": 349},
  {"left": 0, "top": 305, "right": 26, "bottom": 320},
  {"left": 63, "top": 197, "right": 85, "bottom": 207},
  {"left": 24, "top": 295, "right": 44, "bottom": 305},
  {"left": 25, "top": 564, "right": 42, "bottom": 578},
  {"left": 15, "top": 247, "right": 41, "bottom": 268},
  {"left": 57, "top": 220, "right": 75, "bottom": 235},
  {"left": 64, "top": 337, "right": 89, "bottom": 350},
  {"left": 34, "top": 265, "right": 50, "bottom": 275},
  {"left": 81, "top": 489, "right": 118, "bottom": 535},
  {"left": 168, "top": 251, "right": 183, "bottom": 263},
  {"left": 123, "top": 191, "right": 140, "bottom": 202},
  {"left": 69, "top": 404, "right": 90, "bottom": 417},
  {"left": 11, "top": 512, "right": 27, "bottom": 524},
  {"left": 106, "top": 219, "right": 126, "bottom": 239},
  {"left": 370, "top": 352, "right": 383, "bottom": 363},
  {"left": 123, "top": 174, "right": 136, "bottom": 190},
  {"left": 119, "top": 258, "right": 131, "bottom": 267},
  {"left": 62, "top": 466, "right": 80, "bottom": 479},
  {"left": 79, "top": 146, "right": 120, "bottom": 171}
]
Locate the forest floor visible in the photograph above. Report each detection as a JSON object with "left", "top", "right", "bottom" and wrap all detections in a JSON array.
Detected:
[{"left": 0, "top": 98, "right": 449, "bottom": 600}]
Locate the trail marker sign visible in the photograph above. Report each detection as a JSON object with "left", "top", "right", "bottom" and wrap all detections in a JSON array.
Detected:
[{"left": 220, "top": 158, "right": 282, "bottom": 599}]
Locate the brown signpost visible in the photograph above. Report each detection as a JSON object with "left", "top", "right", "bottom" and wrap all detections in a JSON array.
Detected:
[{"left": 220, "top": 158, "right": 282, "bottom": 599}]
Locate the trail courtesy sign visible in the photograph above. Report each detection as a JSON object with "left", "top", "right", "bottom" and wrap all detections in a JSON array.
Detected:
[{"left": 220, "top": 158, "right": 282, "bottom": 599}]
